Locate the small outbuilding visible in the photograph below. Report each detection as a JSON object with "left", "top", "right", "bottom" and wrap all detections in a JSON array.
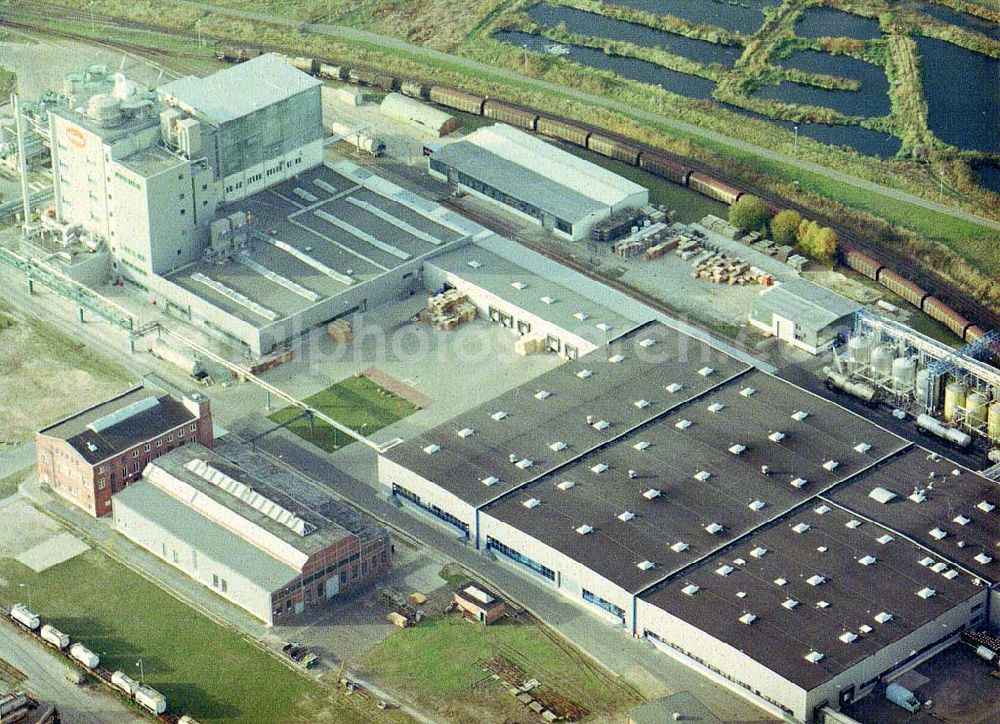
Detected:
[
  {"left": 749, "top": 278, "right": 860, "bottom": 354},
  {"left": 453, "top": 582, "right": 507, "bottom": 624},
  {"left": 380, "top": 93, "right": 460, "bottom": 137}
]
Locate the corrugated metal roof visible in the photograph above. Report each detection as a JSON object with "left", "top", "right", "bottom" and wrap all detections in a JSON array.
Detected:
[
  {"left": 159, "top": 53, "right": 321, "bottom": 126},
  {"left": 380, "top": 93, "right": 454, "bottom": 131},
  {"left": 754, "top": 278, "right": 860, "bottom": 331}
]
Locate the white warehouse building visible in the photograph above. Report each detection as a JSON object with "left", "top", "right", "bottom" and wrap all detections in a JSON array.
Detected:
[{"left": 428, "top": 124, "right": 648, "bottom": 241}]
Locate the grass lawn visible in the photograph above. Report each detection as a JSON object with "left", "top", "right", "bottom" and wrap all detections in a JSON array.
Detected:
[
  {"left": 0, "top": 67, "right": 16, "bottom": 98},
  {"left": 359, "top": 614, "right": 642, "bottom": 722},
  {"left": 269, "top": 375, "right": 419, "bottom": 453},
  {"left": 0, "top": 468, "right": 29, "bottom": 500},
  {"left": 0, "top": 550, "right": 371, "bottom": 723}
]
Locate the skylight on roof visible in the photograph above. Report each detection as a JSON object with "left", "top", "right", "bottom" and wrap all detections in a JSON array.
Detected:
[
  {"left": 634, "top": 399, "right": 651, "bottom": 409},
  {"left": 540, "top": 296, "right": 555, "bottom": 305},
  {"left": 874, "top": 611, "right": 892, "bottom": 624},
  {"left": 549, "top": 441, "right": 567, "bottom": 451},
  {"left": 791, "top": 410, "right": 809, "bottom": 421},
  {"left": 768, "top": 431, "right": 786, "bottom": 442},
  {"left": 595, "top": 322, "right": 611, "bottom": 332},
  {"left": 839, "top": 632, "right": 858, "bottom": 644},
  {"left": 590, "top": 463, "right": 608, "bottom": 474},
  {"left": 698, "top": 367, "right": 714, "bottom": 377},
  {"left": 816, "top": 600, "right": 830, "bottom": 609},
  {"left": 491, "top": 410, "right": 508, "bottom": 421},
  {"left": 576, "top": 524, "right": 594, "bottom": 535},
  {"left": 423, "top": 444, "right": 440, "bottom": 455},
  {"left": 814, "top": 505, "right": 831, "bottom": 515},
  {"left": 592, "top": 419, "right": 610, "bottom": 431},
  {"left": 975, "top": 553, "right": 993, "bottom": 565},
  {"left": 634, "top": 441, "right": 650, "bottom": 451},
  {"left": 609, "top": 354, "right": 625, "bottom": 364},
  {"left": 729, "top": 444, "right": 746, "bottom": 455},
  {"left": 942, "top": 569, "right": 958, "bottom": 580},
  {"left": 638, "top": 338, "right": 657, "bottom": 348},
  {"left": 675, "top": 419, "right": 692, "bottom": 430},
  {"left": 919, "top": 557, "right": 934, "bottom": 567},
  {"left": 846, "top": 519, "right": 863, "bottom": 529},
  {"left": 482, "top": 476, "right": 499, "bottom": 487},
  {"left": 953, "top": 514, "right": 971, "bottom": 526},
  {"left": 522, "top": 498, "right": 540, "bottom": 509},
  {"left": 618, "top": 511, "right": 635, "bottom": 522},
  {"left": 749, "top": 500, "right": 766, "bottom": 511},
  {"left": 823, "top": 460, "right": 839, "bottom": 471},
  {"left": 694, "top": 470, "right": 712, "bottom": 482},
  {"left": 859, "top": 555, "right": 877, "bottom": 566},
  {"left": 917, "top": 587, "right": 936, "bottom": 599},
  {"left": 557, "top": 480, "right": 576, "bottom": 491},
  {"left": 644, "top": 488, "right": 661, "bottom": 500},
  {"left": 707, "top": 403, "right": 725, "bottom": 413},
  {"left": 876, "top": 534, "right": 894, "bottom": 545},
  {"left": 859, "top": 625, "right": 873, "bottom": 634},
  {"left": 515, "top": 458, "right": 534, "bottom": 470},
  {"left": 534, "top": 390, "right": 551, "bottom": 400},
  {"left": 665, "top": 383, "right": 683, "bottom": 393},
  {"left": 869, "top": 487, "right": 897, "bottom": 504},
  {"left": 750, "top": 547, "right": 768, "bottom": 558},
  {"left": 791, "top": 477, "right": 808, "bottom": 489},
  {"left": 854, "top": 442, "right": 872, "bottom": 453},
  {"left": 467, "top": 260, "right": 482, "bottom": 268},
  {"left": 716, "top": 565, "right": 734, "bottom": 576},
  {"left": 671, "top": 541, "right": 689, "bottom": 553},
  {"left": 511, "top": 281, "right": 527, "bottom": 290},
  {"left": 739, "top": 613, "right": 757, "bottom": 625},
  {"left": 931, "top": 561, "right": 948, "bottom": 573},
  {"left": 783, "top": 599, "right": 799, "bottom": 610},
  {"left": 977, "top": 501, "right": 995, "bottom": 513},
  {"left": 929, "top": 527, "right": 948, "bottom": 540},
  {"left": 457, "top": 427, "right": 475, "bottom": 438},
  {"left": 774, "top": 577, "right": 788, "bottom": 586},
  {"left": 792, "top": 522, "right": 810, "bottom": 534},
  {"left": 740, "top": 387, "right": 756, "bottom": 397},
  {"left": 573, "top": 312, "right": 589, "bottom": 321},
  {"left": 682, "top": 584, "right": 699, "bottom": 596},
  {"left": 576, "top": 369, "right": 593, "bottom": 379},
  {"left": 705, "top": 522, "right": 723, "bottom": 535},
  {"left": 807, "top": 575, "right": 826, "bottom": 586},
  {"left": 805, "top": 651, "right": 824, "bottom": 663},
  {"left": 637, "top": 560, "right": 655, "bottom": 571}
]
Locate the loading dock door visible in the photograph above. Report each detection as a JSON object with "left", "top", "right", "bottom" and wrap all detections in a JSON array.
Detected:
[
  {"left": 546, "top": 335, "right": 560, "bottom": 353},
  {"left": 774, "top": 315, "right": 795, "bottom": 342},
  {"left": 564, "top": 344, "right": 578, "bottom": 360},
  {"left": 499, "top": 312, "right": 513, "bottom": 328},
  {"left": 325, "top": 575, "right": 340, "bottom": 599}
]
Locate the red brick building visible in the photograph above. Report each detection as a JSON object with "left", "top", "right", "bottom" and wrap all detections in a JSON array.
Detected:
[{"left": 36, "top": 386, "right": 213, "bottom": 517}]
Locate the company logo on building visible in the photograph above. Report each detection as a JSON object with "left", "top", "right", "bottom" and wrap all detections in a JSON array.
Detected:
[{"left": 66, "top": 126, "right": 86, "bottom": 149}]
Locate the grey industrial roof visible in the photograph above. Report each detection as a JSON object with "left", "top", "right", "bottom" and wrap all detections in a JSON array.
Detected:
[
  {"left": 159, "top": 53, "right": 321, "bottom": 126},
  {"left": 117, "top": 145, "right": 187, "bottom": 178},
  {"left": 754, "top": 279, "right": 861, "bottom": 330},
  {"left": 114, "top": 479, "right": 300, "bottom": 591},
  {"left": 382, "top": 321, "right": 752, "bottom": 510},
  {"left": 433, "top": 141, "right": 607, "bottom": 223},
  {"left": 49, "top": 105, "right": 159, "bottom": 144},
  {"left": 146, "top": 444, "right": 353, "bottom": 556},
  {"left": 641, "top": 502, "right": 984, "bottom": 691},
  {"left": 39, "top": 386, "right": 198, "bottom": 464},
  {"left": 484, "top": 370, "right": 907, "bottom": 592},
  {"left": 828, "top": 446, "right": 1000, "bottom": 583},
  {"left": 425, "top": 242, "right": 634, "bottom": 343}
]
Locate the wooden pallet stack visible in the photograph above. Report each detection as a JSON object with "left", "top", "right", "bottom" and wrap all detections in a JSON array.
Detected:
[
  {"left": 327, "top": 319, "right": 354, "bottom": 343},
  {"left": 643, "top": 237, "right": 680, "bottom": 260},
  {"left": 692, "top": 252, "right": 772, "bottom": 286},
  {"left": 420, "top": 289, "right": 477, "bottom": 331}
]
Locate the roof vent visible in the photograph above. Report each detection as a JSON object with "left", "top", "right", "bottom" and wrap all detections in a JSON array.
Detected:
[
  {"left": 423, "top": 444, "right": 441, "bottom": 455},
  {"left": 791, "top": 477, "right": 808, "bottom": 489},
  {"left": 515, "top": 458, "right": 534, "bottom": 470},
  {"left": 671, "top": 541, "right": 689, "bottom": 553},
  {"left": 929, "top": 527, "right": 947, "bottom": 540},
  {"left": 874, "top": 611, "right": 893, "bottom": 624},
  {"left": 539, "top": 296, "right": 555, "bottom": 305},
  {"left": 634, "top": 399, "right": 651, "bottom": 409},
  {"left": 457, "top": 427, "right": 475, "bottom": 438},
  {"left": 854, "top": 442, "right": 872, "bottom": 453},
  {"left": 839, "top": 632, "right": 858, "bottom": 644},
  {"left": 618, "top": 511, "right": 635, "bottom": 522},
  {"left": 482, "top": 476, "right": 499, "bottom": 487},
  {"left": 768, "top": 431, "right": 786, "bottom": 442},
  {"left": 740, "top": 387, "right": 756, "bottom": 397},
  {"left": 549, "top": 441, "right": 567, "bottom": 452},
  {"left": 638, "top": 338, "right": 656, "bottom": 348},
  {"left": 823, "top": 460, "right": 839, "bottom": 471},
  {"left": 805, "top": 651, "right": 824, "bottom": 664},
  {"left": 675, "top": 419, "right": 692, "bottom": 430},
  {"left": 522, "top": 498, "right": 540, "bottom": 509},
  {"left": 749, "top": 500, "right": 766, "bottom": 511},
  {"left": 869, "top": 487, "right": 897, "bottom": 504},
  {"left": 977, "top": 501, "right": 995, "bottom": 513},
  {"left": 682, "top": 583, "right": 700, "bottom": 596},
  {"left": 573, "top": 312, "right": 589, "bottom": 321},
  {"left": 807, "top": 575, "right": 826, "bottom": 586},
  {"left": 917, "top": 587, "right": 936, "bottom": 599},
  {"left": 643, "top": 488, "right": 661, "bottom": 500},
  {"left": 510, "top": 281, "right": 526, "bottom": 290},
  {"left": 876, "top": 534, "right": 894, "bottom": 545},
  {"left": 591, "top": 419, "right": 610, "bottom": 431},
  {"left": 910, "top": 489, "right": 928, "bottom": 504},
  {"left": 86, "top": 442, "right": 99, "bottom": 452},
  {"left": 705, "top": 522, "right": 723, "bottom": 535},
  {"left": 576, "top": 524, "right": 593, "bottom": 535},
  {"left": 697, "top": 366, "right": 714, "bottom": 377},
  {"left": 637, "top": 560, "right": 655, "bottom": 571},
  {"left": 974, "top": 553, "right": 992, "bottom": 565},
  {"left": 716, "top": 565, "right": 734, "bottom": 576},
  {"left": 491, "top": 410, "right": 508, "bottom": 421},
  {"left": 953, "top": 514, "right": 971, "bottom": 526},
  {"left": 739, "top": 613, "right": 757, "bottom": 625},
  {"left": 792, "top": 522, "right": 810, "bottom": 534},
  {"left": 859, "top": 555, "right": 877, "bottom": 566},
  {"left": 576, "top": 369, "right": 593, "bottom": 379},
  {"left": 609, "top": 354, "right": 625, "bottom": 364},
  {"left": 729, "top": 444, "right": 746, "bottom": 455},
  {"left": 707, "top": 403, "right": 725, "bottom": 413},
  {"left": 557, "top": 480, "right": 576, "bottom": 491},
  {"left": 846, "top": 519, "right": 862, "bottom": 529},
  {"left": 534, "top": 390, "right": 551, "bottom": 400},
  {"left": 783, "top": 599, "right": 799, "bottom": 610},
  {"left": 591, "top": 463, "right": 608, "bottom": 474},
  {"left": 774, "top": 577, "right": 788, "bottom": 586},
  {"left": 750, "top": 546, "right": 768, "bottom": 558},
  {"left": 694, "top": 470, "right": 711, "bottom": 482},
  {"left": 634, "top": 441, "right": 650, "bottom": 451},
  {"left": 665, "top": 383, "right": 683, "bottom": 393}
]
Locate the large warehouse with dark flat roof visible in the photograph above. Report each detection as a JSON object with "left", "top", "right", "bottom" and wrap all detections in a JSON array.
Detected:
[{"left": 377, "top": 320, "right": 999, "bottom": 722}]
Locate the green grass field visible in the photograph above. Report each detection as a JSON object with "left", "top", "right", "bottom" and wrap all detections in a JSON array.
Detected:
[
  {"left": 268, "top": 375, "right": 419, "bottom": 452},
  {"left": 0, "top": 468, "right": 29, "bottom": 500},
  {"left": 0, "top": 67, "right": 16, "bottom": 98},
  {"left": 0, "top": 550, "right": 372, "bottom": 723},
  {"left": 360, "top": 614, "right": 642, "bottom": 721}
]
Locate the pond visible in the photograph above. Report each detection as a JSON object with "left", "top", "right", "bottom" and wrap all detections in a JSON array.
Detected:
[
  {"left": 795, "top": 7, "right": 882, "bottom": 39},
  {"left": 975, "top": 165, "right": 1000, "bottom": 195},
  {"left": 606, "top": 0, "right": 779, "bottom": 35},
  {"left": 916, "top": 35, "right": 999, "bottom": 153},
  {"left": 909, "top": 1, "right": 1000, "bottom": 41},
  {"left": 495, "top": 30, "right": 718, "bottom": 99},
  {"left": 527, "top": 4, "right": 744, "bottom": 67},
  {"left": 753, "top": 49, "right": 890, "bottom": 117}
]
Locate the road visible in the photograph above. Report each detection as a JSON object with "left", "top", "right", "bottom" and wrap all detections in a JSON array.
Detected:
[
  {"left": 163, "top": 0, "right": 1000, "bottom": 232},
  {"left": 0, "top": 621, "right": 143, "bottom": 724}
]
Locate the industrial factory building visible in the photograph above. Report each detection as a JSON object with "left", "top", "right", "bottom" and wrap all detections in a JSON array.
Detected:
[
  {"left": 378, "top": 320, "right": 999, "bottom": 721},
  {"left": 36, "top": 386, "right": 213, "bottom": 517},
  {"left": 428, "top": 124, "right": 648, "bottom": 241},
  {"left": 113, "top": 444, "right": 391, "bottom": 626},
  {"left": 749, "top": 278, "right": 860, "bottom": 354}
]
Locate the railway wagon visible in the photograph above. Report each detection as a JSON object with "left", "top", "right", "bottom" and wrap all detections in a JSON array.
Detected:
[
  {"left": 688, "top": 172, "right": 743, "bottom": 205},
  {"left": 401, "top": 80, "right": 430, "bottom": 100},
  {"left": 318, "top": 63, "right": 347, "bottom": 80},
  {"left": 587, "top": 133, "right": 641, "bottom": 165},
  {"left": 638, "top": 152, "right": 692, "bottom": 185},
  {"left": 878, "top": 268, "right": 930, "bottom": 309},
  {"left": 428, "top": 86, "right": 486, "bottom": 115},
  {"left": 965, "top": 325, "right": 987, "bottom": 342},
  {"left": 842, "top": 247, "right": 884, "bottom": 280},
  {"left": 923, "top": 296, "right": 972, "bottom": 339},
  {"left": 483, "top": 100, "right": 538, "bottom": 130},
  {"left": 214, "top": 46, "right": 263, "bottom": 63},
  {"left": 536, "top": 116, "right": 591, "bottom": 147}
]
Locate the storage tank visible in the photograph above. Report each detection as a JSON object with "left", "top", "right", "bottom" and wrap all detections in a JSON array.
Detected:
[
  {"left": 63, "top": 72, "right": 84, "bottom": 97},
  {"left": 943, "top": 380, "right": 966, "bottom": 422},
  {"left": 848, "top": 336, "right": 871, "bottom": 372},
  {"left": 40, "top": 624, "right": 70, "bottom": 649},
  {"left": 966, "top": 392, "right": 988, "bottom": 429},
  {"left": 111, "top": 671, "right": 140, "bottom": 696},
  {"left": 87, "top": 94, "right": 122, "bottom": 127},
  {"left": 892, "top": 356, "right": 917, "bottom": 392},
  {"left": 871, "top": 344, "right": 893, "bottom": 378},
  {"left": 10, "top": 604, "right": 40, "bottom": 630},
  {"left": 135, "top": 685, "right": 167, "bottom": 715},
  {"left": 989, "top": 401, "right": 1000, "bottom": 441},
  {"left": 69, "top": 643, "right": 99, "bottom": 670},
  {"left": 915, "top": 368, "right": 930, "bottom": 407},
  {"left": 149, "top": 340, "right": 204, "bottom": 377}
]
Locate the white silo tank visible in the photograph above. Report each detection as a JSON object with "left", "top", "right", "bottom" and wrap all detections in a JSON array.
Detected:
[
  {"left": 915, "top": 368, "right": 930, "bottom": 407},
  {"left": 966, "top": 392, "right": 988, "bottom": 429},
  {"left": 988, "top": 400, "right": 1000, "bottom": 441},
  {"left": 943, "top": 380, "right": 966, "bottom": 422},
  {"left": 892, "top": 356, "right": 917, "bottom": 392},
  {"left": 848, "top": 336, "right": 871, "bottom": 372},
  {"left": 871, "top": 345, "right": 893, "bottom": 378}
]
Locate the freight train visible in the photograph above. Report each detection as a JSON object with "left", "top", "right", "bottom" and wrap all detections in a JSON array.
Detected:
[{"left": 215, "top": 46, "right": 991, "bottom": 341}]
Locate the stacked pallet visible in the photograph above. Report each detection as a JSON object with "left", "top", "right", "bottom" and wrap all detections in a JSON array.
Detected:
[
  {"left": 327, "top": 319, "right": 354, "bottom": 343},
  {"left": 691, "top": 252, "right": 773, "bottom": 286},
  {"left": 421, "top": 289, "right": 477, "bottom": 331},
  {"left": 515, "top": 334, "right": 547, "bottom": 356},
  {"left": 643, "top": 238, "right": 680, "bottom": 260}
]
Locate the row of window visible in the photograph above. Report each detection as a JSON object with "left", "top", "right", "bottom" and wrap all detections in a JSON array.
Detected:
[
  {"left": 581, "top": 588, "right": 625, "bottom": 621},
  {"left": 486, "top": 536, "right": 556, "bottom": 582},
  {"left": 392, "top": 484, "right": 470, "bottom": 535}
]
